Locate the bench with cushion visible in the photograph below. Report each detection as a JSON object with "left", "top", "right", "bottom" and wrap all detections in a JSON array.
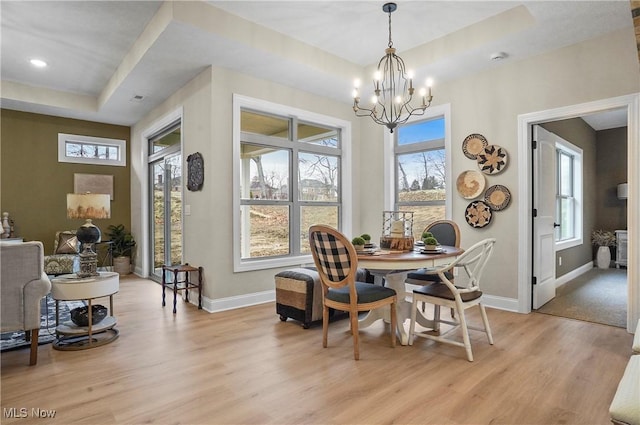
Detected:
[{"left": 275, "top": 267, "right": 372, "bottom": 328}]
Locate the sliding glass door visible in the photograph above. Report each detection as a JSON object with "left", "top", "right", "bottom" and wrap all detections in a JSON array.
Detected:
[{"left": 148, "top": 123, "right": 182, "bottom": 281}]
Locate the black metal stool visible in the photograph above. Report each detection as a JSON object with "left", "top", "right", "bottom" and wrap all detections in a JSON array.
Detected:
[{"left": 161, "top": 264, "right": 203, "bottom": 313}]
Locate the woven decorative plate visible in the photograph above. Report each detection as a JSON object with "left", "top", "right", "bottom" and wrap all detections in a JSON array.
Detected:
[
  {"left": 456, "top": 170, "right": 485, "bottom": 199},
  {"left": 462, "top": 134, "right": 488, "bottom": 159},
  {"left": 484, "top": 185, "right": 511, "bottom": 211},
  {"left": 477, "top": 144, "right": 508, "bottom": 175},
  {"left": 465, "top": 201, "right": 493, "bottom": 228}
]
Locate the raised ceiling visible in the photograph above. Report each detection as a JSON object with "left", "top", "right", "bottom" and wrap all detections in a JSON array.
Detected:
[{"left": 0, "top": 1, "right": 635, "bottom": 128}]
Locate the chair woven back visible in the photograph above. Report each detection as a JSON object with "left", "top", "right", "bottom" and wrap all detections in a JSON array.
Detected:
[
  {"left": 308, "top": 225, "right": 357, "bottom": 288},
  {"left": 424, "top": 220, "right": 461, "bottom": 247}
]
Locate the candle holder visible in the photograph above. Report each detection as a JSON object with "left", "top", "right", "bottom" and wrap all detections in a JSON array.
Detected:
[{"left": 380, "top": 211, "right": 414, "bottom": 251}]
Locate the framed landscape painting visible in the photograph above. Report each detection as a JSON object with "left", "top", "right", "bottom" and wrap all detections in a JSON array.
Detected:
[{"left": 74, "top": 173, "right": 114, "bottom": 200}]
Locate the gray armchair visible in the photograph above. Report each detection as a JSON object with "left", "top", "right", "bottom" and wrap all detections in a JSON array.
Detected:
[{"left": 1, "top": 241, "right": 52, "bottom": 365}]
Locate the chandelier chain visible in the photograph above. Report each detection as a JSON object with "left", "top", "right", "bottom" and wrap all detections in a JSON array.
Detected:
[{"left": 387, "top": 9, "right": 393, "bottom": 48}]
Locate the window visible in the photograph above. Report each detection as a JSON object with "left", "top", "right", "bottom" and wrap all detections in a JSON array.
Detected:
[
  {"left": 58, "top": 133, "right": 126, "bottom": 166},
  {"left": 393, "top": 112, "right": 450, "bottom": 238},
  {"left": 233, "top": 95, "right": 351, "bottom": 272},
  {"left": 555, "top": 139, "right": 583, "bottom": 250}
]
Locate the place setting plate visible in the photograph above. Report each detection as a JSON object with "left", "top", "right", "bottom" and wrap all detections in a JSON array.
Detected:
[{"left": 419, "top": 246, "right": 445, "bottom": 254}]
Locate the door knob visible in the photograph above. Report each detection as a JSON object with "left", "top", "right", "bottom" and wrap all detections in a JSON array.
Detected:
[{"left": 553, "top": 223, "right": 561, "bottom": 228}]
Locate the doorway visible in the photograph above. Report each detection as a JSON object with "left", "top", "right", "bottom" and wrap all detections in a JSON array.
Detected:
[
  {"left": 517, "top": 94, "right": 639, "bottom": 333},
  {"left": 532, "top": 117, "right": 628, "bottom": 327},
  {"left": 147, "top": 122, "right": 183, "bottom": 282}
]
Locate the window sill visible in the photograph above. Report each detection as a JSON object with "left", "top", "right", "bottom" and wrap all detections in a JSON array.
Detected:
[
  {"left": 234, "top": 254, "right": 314, "bottom": 272},
  {"left": 556, "top": 237, "right": 583, "bottom": 252}
]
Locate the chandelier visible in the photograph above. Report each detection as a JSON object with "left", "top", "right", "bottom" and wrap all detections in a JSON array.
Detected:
[{"left": 352, "top": 2, "right": 433, "bottom": 133}]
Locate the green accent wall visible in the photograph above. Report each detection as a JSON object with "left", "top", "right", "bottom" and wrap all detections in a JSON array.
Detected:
[{"left": 0, "top": 109, "right": 131, "bottom": 255}]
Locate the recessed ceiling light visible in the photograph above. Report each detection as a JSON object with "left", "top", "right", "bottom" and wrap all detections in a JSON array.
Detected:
[{"left": 30, "top": 59, "right": 47, "bottom": 68}]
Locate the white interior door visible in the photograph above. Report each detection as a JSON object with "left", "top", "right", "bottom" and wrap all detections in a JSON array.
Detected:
[{"left": 533, "top": 125, "right": 557, "bottom": 309}]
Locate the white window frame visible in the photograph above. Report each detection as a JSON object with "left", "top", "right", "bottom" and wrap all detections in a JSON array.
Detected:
[
  {"left": 58, "top": 133, "right": 126, "bottom": 166},
  {"left": 383, "top": 104, "right": 452, "bottom": 216},
  {"left": 232, "top": 94, "right": 352, "bottom": 272},
  {"left": 555, "top": 138, "right": 583, "bottom": 251}
]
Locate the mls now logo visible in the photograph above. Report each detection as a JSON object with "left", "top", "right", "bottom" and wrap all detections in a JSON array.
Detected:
[{"left": 3, "top": 408, "right": 56, "bottom": 418}]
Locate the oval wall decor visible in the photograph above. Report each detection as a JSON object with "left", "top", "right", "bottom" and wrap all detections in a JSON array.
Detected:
[
  {"left": 456, "top": 170, "right": 485, "bottom": 199},
  {"left": 462, "top": 133, "right": 488, "bottom": 160},
  {"left": 477, "top": 144, "right": 508, "bottom": 175},
  {"left": 187, "top": 152, "right": 204, "bottom": 191},
  {"left": 465, "top": 200, "right": 493, "bottom": 228},
  {"left": 484, "top": 185, "right": 511, "bottom": 211}
]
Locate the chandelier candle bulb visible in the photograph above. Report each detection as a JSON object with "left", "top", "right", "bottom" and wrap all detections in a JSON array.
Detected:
[{"left": 352, "top": 2, "right": 434, "bottom": 133}]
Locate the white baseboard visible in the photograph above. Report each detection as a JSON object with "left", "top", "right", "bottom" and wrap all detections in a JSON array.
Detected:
[
  {"left": 482, "top": 294, "right": 520, "bottom": 312},
  {"left": 187, "top": 289, "right": 275, "bottom": 313},
  {"left": 187, "top": 287, "right": 520, "bottom": 315},
  {"left": 555, "top": 262, "right": 593, "bottom": 288}
]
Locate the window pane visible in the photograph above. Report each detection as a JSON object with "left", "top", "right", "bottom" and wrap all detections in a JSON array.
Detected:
[
  {"left": 300, "top": 206, "right": 339, "bottom": 254},
  {"left": 241, "top": 110, "right": 289, "bottom": 139},
  {"left": 299, "top": 152, "right": 339, "bottom": 202},
  {"left": 559, "top": 198, "right": 574, "bottom": 240},
  {"left": 241, "top": 205, "right": 290, "bottom": 258},
  {"left": 298, "top": 123, "right": 339, "bottom": 148},
  {"left": 150, "top": 127, "right": 180, "bottom": 154},
  {"left": 398, "top": 205, "right": 446, "bottom": 239},
  {"left": 240, "top": 144, "right": 289, "bottom": 200},
  {"left": 397, "top": 118, "right": 445, "bottom": 146},
  {"left": 397, "top": 149, "right": 445, "bottom": 195},
  {"left": 66, "top": 142, "right": 120, "bottom": 160},
  {"left": 559, "top": 152, "right": 573, "bottom": 196}
]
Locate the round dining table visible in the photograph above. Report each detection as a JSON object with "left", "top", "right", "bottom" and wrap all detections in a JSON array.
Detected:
[{"left": 357, "top": 246, "right": 463, "bottom": 345}]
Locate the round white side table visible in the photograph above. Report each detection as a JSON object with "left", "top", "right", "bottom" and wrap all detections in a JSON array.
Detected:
[{"left": 50, "top": 271, "right": 119, "bottom": 350}]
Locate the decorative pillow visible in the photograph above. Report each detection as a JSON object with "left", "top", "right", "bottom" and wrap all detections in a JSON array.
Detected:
[{"left": 55, "top": 232, "right": 78, "bottom": 254}]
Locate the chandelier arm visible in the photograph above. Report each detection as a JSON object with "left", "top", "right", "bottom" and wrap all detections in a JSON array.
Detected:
[{"left": 352, "top": 2, "right": 433, "bottom": 133}]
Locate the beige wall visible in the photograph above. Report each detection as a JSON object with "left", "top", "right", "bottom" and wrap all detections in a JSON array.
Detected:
[
  {"left": 359, "top": 28, "right": 639, "bottom": 301},
  {"left": 130, "top": 27, "right": 638, "bottom": 307},
  {"left": 541, "top": 118, "right": 597, "bottom": 278},
  {"left": 0, "top": 110, "right": 131, "bottom": 254},
  {"left": 131, "top": 66, "right": 361, "bottom": 300}
]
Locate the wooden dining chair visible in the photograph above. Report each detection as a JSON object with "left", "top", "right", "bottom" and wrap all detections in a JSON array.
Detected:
[
  {"left": 308, "top": 225, "right": 397, "bottom": 360},
  {"left": 408, "top": 238, "right": 496, "bottom": 362}
]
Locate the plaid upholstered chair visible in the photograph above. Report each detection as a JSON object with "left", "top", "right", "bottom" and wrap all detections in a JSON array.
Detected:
[{"left": 308, "top": 225, "right": 397, "bottom": 360}]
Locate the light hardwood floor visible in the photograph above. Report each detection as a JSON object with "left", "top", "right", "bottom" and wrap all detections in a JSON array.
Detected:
[{"left": 1, "top": 276, "right": 633, "bottom": 424}]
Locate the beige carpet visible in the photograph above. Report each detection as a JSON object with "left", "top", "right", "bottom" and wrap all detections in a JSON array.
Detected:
[{"left": 536, "top": 268, "right": 627, "bottom": 328}]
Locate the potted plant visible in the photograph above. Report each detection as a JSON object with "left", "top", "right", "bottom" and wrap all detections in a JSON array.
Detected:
[
  {"left": 106, "top": 224, "right": 136, "bottom": 275},
  {"left": 351, "top": 236, "right": 366, "bottom": 251},
  {"left": 423, "top": 236, "right": 439, "bottom": 251},
  {"left": 591, "top": 229, "right": 616, "bottom": 269},
  {"left": 361, "top": 233, "right": 372, "bottom": 246},
  {"left": 422, "top": 231, "right": 434, "bottom": 242}
]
